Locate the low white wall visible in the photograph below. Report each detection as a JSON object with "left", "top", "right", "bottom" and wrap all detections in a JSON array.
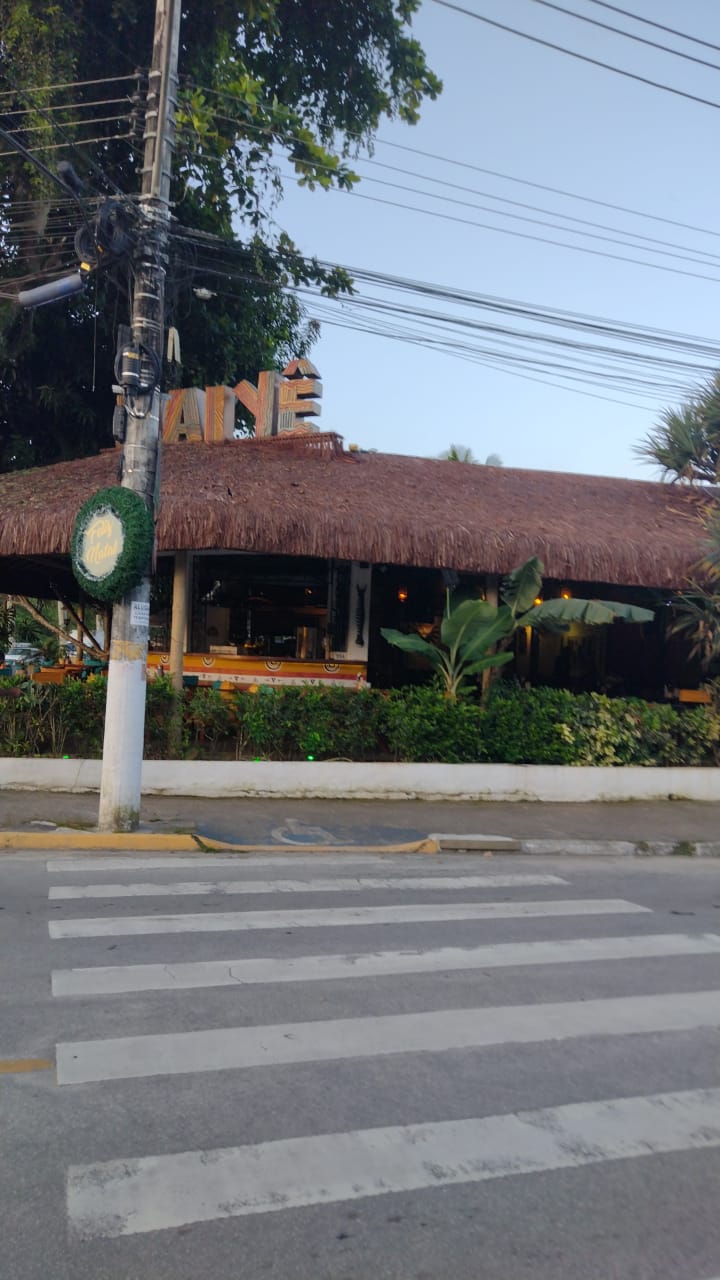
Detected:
[{"left": 2, "top": 758, "right": 720, "bottom": 802}]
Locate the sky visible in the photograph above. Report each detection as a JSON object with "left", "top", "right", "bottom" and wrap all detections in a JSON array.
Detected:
[{"left": 259, "top": 0, "right": 720, "bottom": 480}]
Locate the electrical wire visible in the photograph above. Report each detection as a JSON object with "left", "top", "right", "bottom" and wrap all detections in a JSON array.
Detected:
[
  {"left": 2, "top": 96, "right": 134, "bottom": 119},
  {"left": 181, "top": 275, "right": 702, "bottom": 409},
  {"left": 337, "top": 171, "right": 720, "bottom": 268},
  {"left": 198, "top": 109, "right": 720, "bottom": 266},
  {"left": 196, "top": 86, "right": 720, "bottom": 242},
  {"left": 430, "top": 0, "right": 720, "bottom": 110},
  {"left": 526, "top": 0, "right": 720, "bottom": 72},
  {"left": 4, "top": 113, "right": 135, "bottom": 140},
  {"left": 0, "top": 132, "right": 133, "bottom": 161},
  {"left": 193, "top": 111, "right": 720, "bottom": 270},
  {"left": 0, "top": 74, "right": 138, "bottom": 99},
  {"left": 364, "top": 158, "right": 720, "bottom": 263},
  {"left": 167, "top": 228, "right": 720, "bottom": 398},
  {"left": 320, "top": 185, "right": 720, "bottom": 285},
  {"left": 170, "top": 225, "right": 720, "bottom": 353},
  {"left": 585, "top": 0, "right": 720, "bottom": 55},
  {"left": 1, "top": 65, "right": 138, "bottom": 201}
]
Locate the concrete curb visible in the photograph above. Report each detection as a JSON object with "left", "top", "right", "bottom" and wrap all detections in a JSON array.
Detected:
[
  {"left": 0, "top": 831, "right": 440, "bottom": 855},
  {"left": 519, "top": 839, "right": 720, "bottom": 859},
  {"left": 2, "top": 830, "right": 720, "bottom": 857},
  {"left": 3, "top": 758, "right": 720, "bottom": 802}
]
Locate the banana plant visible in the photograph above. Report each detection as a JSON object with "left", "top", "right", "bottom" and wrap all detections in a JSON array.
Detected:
[{"left": 381, "top": 557, "right": 654, "bottom": 699}]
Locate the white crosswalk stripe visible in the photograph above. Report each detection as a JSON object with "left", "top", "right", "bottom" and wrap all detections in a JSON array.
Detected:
[
  {"left": 48, "top": 897, "right": 649, "bottom": 938},
  {"left": 67, "top": 1086, "right": 720, "bottom": 1239},
  {"left": 44, "top": 851, "right": 720, "bottom": 1260},
  {"left": 50, "top": 855, "right": 391, "bottom": 872},
  {"left": 55, "top": 988, "right": 720, "bottom": 1085},
  {"left": 48, "top": 872, "right": 567, "bottom": 899},
  {"left": 52, "top": 930, "right": 720, "bottom": 997}
]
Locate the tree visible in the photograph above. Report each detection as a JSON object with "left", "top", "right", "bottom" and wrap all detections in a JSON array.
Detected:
[
  {"left": 0, "top": 1, "right": 440, "bottom": 469},
  {"left": 637, "top": 375, "right": 720, "bottom": 666},
  {"left": 636, "top": 374, "right": 720, "bottom": 483},
  {"left": 438, "top": 444, "right": 503, "bottom": 465},
  {"left": 381, "top": 556, "right": 653, "bottom": 699}
]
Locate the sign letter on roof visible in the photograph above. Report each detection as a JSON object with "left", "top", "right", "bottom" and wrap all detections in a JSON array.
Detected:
[{"left": 162, "top": 360, "right": 322, "bottom": 444}]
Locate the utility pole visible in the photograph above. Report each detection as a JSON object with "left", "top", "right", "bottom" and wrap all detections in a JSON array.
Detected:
[{"left": 97, "top": 0, "right": 181, "bottom": 830}]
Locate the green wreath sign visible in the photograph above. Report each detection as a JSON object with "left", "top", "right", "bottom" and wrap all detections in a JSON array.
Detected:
[{"left": 71, "top": 487, "right": 154, "bottom": 603}]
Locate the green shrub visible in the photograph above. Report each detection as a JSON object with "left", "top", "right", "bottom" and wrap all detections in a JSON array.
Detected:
[
  {"left": 144, "top": 675, "right": 180, "bottom": 759},
  {"left": 234, "top": 685, "right": 388, "bottom": 760},
  {"left": 482, "top": 684, "right": 579, "bottom": 764},
  {"left": 235, "top": 686, "right": 303, "bottom": 759},
  {"left": 383, "top": 685, "right": 486, "bottom": 763},
  {"left": 1, "top": 673, "right": 719, "bottom": 765},
  {"left": 59, "top": 675, "right": 107, "bottom": 757},
  {"left": 185, "top": 686, "right": 232, "bottom": 753},
  {"left": 557, "top": 693, "right": 718, "bottom": 767}
]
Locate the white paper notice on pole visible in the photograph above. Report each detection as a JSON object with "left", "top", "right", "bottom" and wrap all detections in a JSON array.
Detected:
[{"left": 130, "top": 600, "right": 150, "bottom": 629}]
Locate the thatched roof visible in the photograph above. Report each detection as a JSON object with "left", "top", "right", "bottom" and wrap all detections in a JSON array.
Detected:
[{"left": 0, "top": 433, "right": 712, "bottom": 588}]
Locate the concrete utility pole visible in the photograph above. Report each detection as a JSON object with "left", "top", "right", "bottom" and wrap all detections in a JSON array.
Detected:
[{"left": 98, "top": 0, "right": 181, "bottom": 830}]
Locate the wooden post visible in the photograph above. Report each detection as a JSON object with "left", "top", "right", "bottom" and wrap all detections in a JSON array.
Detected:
[
  {"left": 169, "top": 550, "right": 190, "bottom": 693},
  {"left": 482, "top": 574, "right": 500, "bottom": 699},
  {"left": 78, "top": 602, "right": 85, "bottom": 666}
]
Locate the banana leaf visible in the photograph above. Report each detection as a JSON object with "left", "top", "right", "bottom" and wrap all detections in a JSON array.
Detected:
[
  {"left": 522, "top": 598, "right": 653, "bottom": 628},
  {"left": 379, "top": 629, "right": 443, "bottom": 669},
  {"left": 501, "top": 556, "right": 544, "bottom": 616}
]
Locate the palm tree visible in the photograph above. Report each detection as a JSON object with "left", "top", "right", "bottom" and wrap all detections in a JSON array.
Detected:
[
  {"left": 637, "top": 375, "right": 720, "bottom": 666},
  {"left": 438, "top": 444, "right": 503, "bottom": 465},
  {"left": 636, "top": 374, "right": 720, "bottom": 483}
]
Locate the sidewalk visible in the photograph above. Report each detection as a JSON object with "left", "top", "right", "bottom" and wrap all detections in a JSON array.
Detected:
[{"left": 3, "top": 790, "right": 720, "bottom": 855}]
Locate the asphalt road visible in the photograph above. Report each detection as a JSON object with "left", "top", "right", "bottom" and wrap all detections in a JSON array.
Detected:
[{"left": 2, "top": 849, "right": 720, "bottom": 1280}]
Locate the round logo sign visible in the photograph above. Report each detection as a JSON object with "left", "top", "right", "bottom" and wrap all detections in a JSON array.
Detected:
[
  {"left": 77, "top": 508, "right": 125, "bottom": 580},
  {"left": 71, "top": 487, "right": 155, "bottom": 603}
]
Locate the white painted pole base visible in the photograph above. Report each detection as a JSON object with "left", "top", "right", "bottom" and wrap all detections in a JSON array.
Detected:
[{"left": 98, "top": 653, "right": 148, "bottom": 831}]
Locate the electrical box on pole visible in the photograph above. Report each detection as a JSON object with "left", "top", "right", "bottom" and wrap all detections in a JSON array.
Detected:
[{"left": 97, "top": 0, "right": 181, "bottom": 831}]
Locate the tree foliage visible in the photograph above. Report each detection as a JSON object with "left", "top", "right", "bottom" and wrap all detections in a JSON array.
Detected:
[
  {"left": 636, "top": 374, "right": 720, "bottom": 483},
  {"left": 438, "top": 444, "right": 503, "bottom": 465},
  {"left": 637, "top": 374, "right": 720, "bottom": 665},
  {"left": 0, "top": 0, "right": 440, "bottom": 469}
]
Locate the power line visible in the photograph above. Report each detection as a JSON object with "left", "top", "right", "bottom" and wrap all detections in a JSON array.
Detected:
[
  {"left": 281, "top": 163, "right": 720, "bottom": 270},
  {"left": 170, "top": 224, "right": 720, "bottom": 352},
  {"left": 198, "top": 85, "right": 720, "bottom": 242},
  {"left": 1, "top": 66, "right": 137, "bottom": 201},
  {"left": 197, "top": 109, "right": 720, "bottom": 266},
  {"left": 168, "top": 229, "right": 720, "bottom": 390},
  {"left": 0, "top": 132, "right": 133, "bottom": 161},
  {"left": 430, "top": 0, "right": 720, "bottom": 110},
  {"left": 365, "top": 159, "right": 720, "bottom": 263},
  {"left": 0, "top": 121, "right": 91, "bottom": 204},
  {"left": 179, "top": 267, "right": 710, "bottom": 407},
  {"left": 166, "top": 227, "right": 717, "bottom": 373},
  {"left": 320, "top": 185, "right": 720, "bottom": 285},
  {"left": 0, "top": 73, "right": 138, "bottom": 99},
  {"left": 4, "top": 113, "right": 135, "bottom": 139},
  {"left": 585, "top": 0, "right": 720, "bottom": 55},
  {"left": 2, "top": 96, "right": 133, "bottom": 119},
  {"left": 526, "top": 0, "right": 720, "bottom": 73}
]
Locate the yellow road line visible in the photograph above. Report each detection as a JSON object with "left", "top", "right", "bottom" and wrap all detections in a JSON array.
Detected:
[{"left": 0, "top": 1058, "right": 53, "bottom": 1074}]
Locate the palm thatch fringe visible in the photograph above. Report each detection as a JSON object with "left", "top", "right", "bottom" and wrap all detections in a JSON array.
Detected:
[{"left": 0, "top": 436, "right": 712, "bottom": 588}]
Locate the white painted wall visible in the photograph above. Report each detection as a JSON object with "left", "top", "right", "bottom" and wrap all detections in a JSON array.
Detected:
[{"left": 2, "top": 759, "right": 719, "bottom": 801}]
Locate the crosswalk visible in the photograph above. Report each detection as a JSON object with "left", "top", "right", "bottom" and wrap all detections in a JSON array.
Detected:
[{"left": 45, "top": 852, "right": 720, "bottom": 1263}]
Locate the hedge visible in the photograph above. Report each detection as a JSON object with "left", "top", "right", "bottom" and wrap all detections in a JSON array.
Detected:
[{"left": 1, "top": 677, "right": 719, "bottom": 765}]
